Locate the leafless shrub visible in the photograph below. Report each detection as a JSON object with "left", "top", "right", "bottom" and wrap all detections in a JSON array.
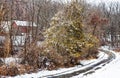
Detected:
[{"left": 20, "top": 43, "right": 40, "bottom": 69}]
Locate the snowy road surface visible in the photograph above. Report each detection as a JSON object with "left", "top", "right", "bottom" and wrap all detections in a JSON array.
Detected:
[{"left": 72, "top": 46, "right": 120, "bottom": 78}]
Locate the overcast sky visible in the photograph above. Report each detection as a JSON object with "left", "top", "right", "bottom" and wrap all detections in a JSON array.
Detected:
[
  {"left": 53, "top": 0, "right": 120, "bottom": 4},
  {"left": 87, "top": 0, "right": 120, "bottom": 5}
]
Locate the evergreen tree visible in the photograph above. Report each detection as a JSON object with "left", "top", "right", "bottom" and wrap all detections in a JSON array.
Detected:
[{"left": 44, "top": 1, "right": 99, "bottom": 60}]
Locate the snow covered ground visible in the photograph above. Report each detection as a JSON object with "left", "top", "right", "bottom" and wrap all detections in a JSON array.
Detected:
[
  {"left": 72, "top": 46, "right": 120, "bottom": 78},
  {"left": 1, "top": 46, "right": 118, "bottom": 78},
  {"left": 1, "top": 57, "right": 21, "bottom": 65},
  {"left": 4, "top": 47, "right": 109, "bottom": 78}
]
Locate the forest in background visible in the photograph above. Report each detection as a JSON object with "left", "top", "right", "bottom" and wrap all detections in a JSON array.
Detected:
[{"left": 0, "top": 0, "right": 120, "bottom": 76}]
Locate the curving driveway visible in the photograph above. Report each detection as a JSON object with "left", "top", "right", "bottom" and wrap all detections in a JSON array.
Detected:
[{"left": 41, "top": 49, "right": 116, "bottom": 78}]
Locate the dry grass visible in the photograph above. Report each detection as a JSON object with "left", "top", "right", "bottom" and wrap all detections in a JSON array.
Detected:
[
  {"left": 0, "top": 64, "right": 34, "bottom": 76},
  {"left": 113, "top": 48, "right": 120, "bottom": 52}
]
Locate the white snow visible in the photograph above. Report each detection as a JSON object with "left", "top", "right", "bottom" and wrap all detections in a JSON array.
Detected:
[
  {"left": 1, "top": 57, "right": 21, "bottom": 65},
  {"left": 0, "top": 35, "right": 31, "bottom": 46},
  {"left": 72, "top": 46, "right": 120, "bottom": 78},
  {"left": 14, "top": 20, "right": 37, "bottom": 27},
  {"left": 12, "top": 36, "right": 26, "bottom": 46},
  {"left": 4, "top": 49, "right": 108, "bottom": 78},
  {"left": 0, "top": 36, "right": 5, "bottom": 42},
  {"left": 80, "top": 51, "right": 108, "bottom": 65}
]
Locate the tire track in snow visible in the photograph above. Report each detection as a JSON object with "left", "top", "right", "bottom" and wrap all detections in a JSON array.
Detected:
[{"left": 41, "top": 49, "right": 116, "bottom": 78}]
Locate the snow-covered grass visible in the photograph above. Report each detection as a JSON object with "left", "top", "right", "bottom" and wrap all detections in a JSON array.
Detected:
[
  {"left": 1, "top": 57, "right": 21, "bottom": 65},
  {"left": 72, "top": 46, "right": 120, "bottom": 78},
  {"left": 4, "top": 49, "right": 108, "bottom": 78}
]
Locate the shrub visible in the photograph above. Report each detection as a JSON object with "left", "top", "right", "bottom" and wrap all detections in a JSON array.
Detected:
[
  {"left": 40, "top": 46, "right": 80, "bottom": 69},
  {"left": 20, "top": 43, "right": 41, "bottom": 69}
]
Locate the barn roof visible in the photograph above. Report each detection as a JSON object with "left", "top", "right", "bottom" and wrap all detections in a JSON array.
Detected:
[{"left": 14, "top": 20, "right": 37, "bottom": 27}]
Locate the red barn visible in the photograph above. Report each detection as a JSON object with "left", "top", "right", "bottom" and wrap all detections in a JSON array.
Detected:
[{"left": 12, "top": 20, "right": 37, "bottom": 34}]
